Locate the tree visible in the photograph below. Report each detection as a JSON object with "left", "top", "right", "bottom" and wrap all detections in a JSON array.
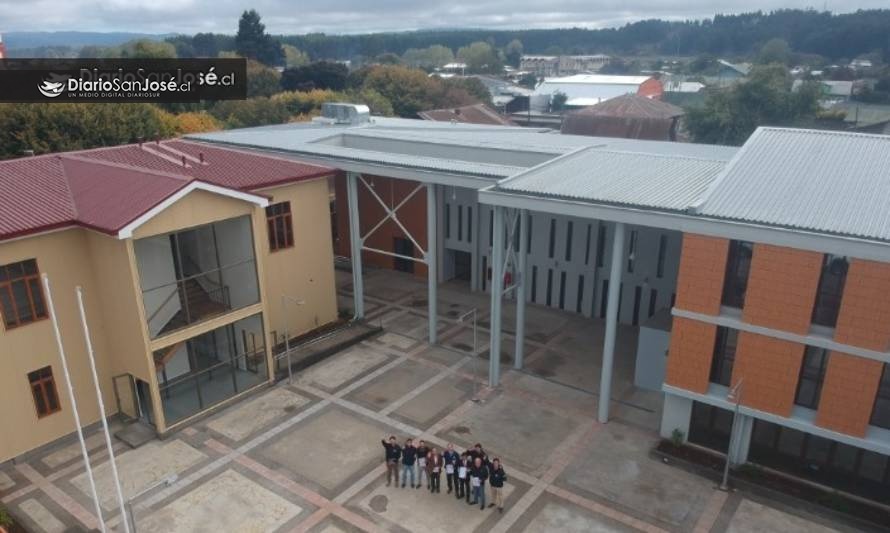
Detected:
[
  {"left": 120, "top": 39, "right": 177, "bottom": 59},
  {"left": 457, "top": 42, "right": 502, "bottom": 74},
  {"left": 209, "top": 97, "right": 290, "bottom": 128},
  {"left": 282, "top": 44, "right": 310, "bottom": 68},
  {"left": 374, "top": 53, "right": 403, "bottom": 65},
  {"left": 442, "top": 77, "right": 492, "bottom": 105},
  {"left": 685, "top": 64, "right": 820, "bottom": 145},
  {"left": 518, "top": 73, "right": 537, "bottom": 89},
  {"left": 281, "top": 61, "right": 349, "bottom": 91},
  {"left": 756, "top": 38, "right": 792, "bottom": 66},
  {"left": 550, "top": 91, "right": 568, "bottom": 112},
  {"left": 402, "top": 45, "right": 454, "bottom": 69},
  {"left": 0, "top": 103, "right": 176, "bottom": 159},
  {"left": 360, "top": 65, "right": 439, "bottom": 117},
  {"left": 173, "top": 112, "right": 222, "bottom": 134},
  {"left": 235, "top": 10, "right": 284, "bottom": 66},
  {"left": 246, "top": 60, "right": 282, "bottom": 97},
  {"left": 505, "top": 39, "right": 523, "bottom": 67}
]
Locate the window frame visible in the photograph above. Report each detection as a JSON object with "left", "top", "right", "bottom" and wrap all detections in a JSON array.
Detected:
[
  {"left": 871, "top": 363, "right": 890, "bottom": 430},
  {"left": 265, "top": 201, "right": 294, "bottom": 252},
  {"left": 794, "top": 345, "right": 830, "bottom": 410},
  {"left": 709, "top": 326, "right": 739, "bottom": 386},
  {"left": 811, "top": 254, "right": 849, "bottom": 329},
  {"left": 721, "top": 240, "right": 753, "bottom": 309},
  {"left": 28, "top": 366, "right": 61, "bottom": 418},
  {"left": 0, "top": 259, "right": 48, "bottom": 330}
]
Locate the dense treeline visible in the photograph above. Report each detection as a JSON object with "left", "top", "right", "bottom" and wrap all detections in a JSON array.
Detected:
[
  {"left": 269, "top": 10, "right": 890, "bottom": 62},
  {"left": 12, "top": 10, "right": 890, "bottom": 63}
]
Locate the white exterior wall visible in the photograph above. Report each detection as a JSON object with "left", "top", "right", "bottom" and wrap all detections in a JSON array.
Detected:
[{"left": 444, "top": 190, "right": 682, "bottom": 325}]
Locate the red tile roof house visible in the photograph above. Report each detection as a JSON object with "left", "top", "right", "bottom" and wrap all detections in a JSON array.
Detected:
[{"left": 0, "top": 139, "right": 342, "bottom": 457}]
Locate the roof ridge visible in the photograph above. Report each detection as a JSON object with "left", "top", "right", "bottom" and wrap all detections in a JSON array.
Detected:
[
  {"left": 758, "top": 125, "right": 890, "bottom": 141},
  {"left": 61, "top": 153, "right": 193, "bottom": 182},
  {"left": 52, "top": 155, "right": 80, "bottom": 222},
  {"left": 688, "top": 128, "right": 766, "bottom": 213},
  {"left": 590, "top": 148, "right": 729, "bottom": 163}
]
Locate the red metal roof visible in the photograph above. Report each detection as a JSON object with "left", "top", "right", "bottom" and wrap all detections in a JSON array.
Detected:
[{"left": 0, "top": 140, "right": 333, "bottom": 242}]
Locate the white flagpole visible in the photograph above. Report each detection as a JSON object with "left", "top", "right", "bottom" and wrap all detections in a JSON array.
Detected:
[
  {"left": 76, "top": 286, "right": 130, "bottom": 533},
  {"left": 42, "top": 274, "right": 106, "bottom": 533}
]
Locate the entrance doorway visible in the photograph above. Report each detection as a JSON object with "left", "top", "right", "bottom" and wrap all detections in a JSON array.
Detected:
[
  {"left": 393, "top": 237, "right": 415, "bottom": 273},
  {"left": 452, "top": 250, "right": 471, "bottom": 281}
]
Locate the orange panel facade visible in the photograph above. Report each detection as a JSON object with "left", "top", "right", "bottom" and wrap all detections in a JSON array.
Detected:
[
  {"left": 742, "top": 244, "right": 822, "bottom": 335},
  {"left": 816, "top": 352, "right": 884, "bottom": 437},
  {"left": 731, "top": 332, "right": 806, "bottom": 417},
  {"left": 665, "top": 317, "right": 718, "bottom": 394},
  {"left": 673, "top": 234, "right": 729, "bottom": 316},
  {"left": 815, "top": 259, "right": 890, "bottom": 436}
]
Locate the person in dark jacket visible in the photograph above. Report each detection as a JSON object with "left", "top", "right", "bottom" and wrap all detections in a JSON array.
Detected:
[
  {"left": 443, "top": 443, "right": 460, "bottom": 495},
  {"left": 468, "top": 443, "right": 488, "bottom": 465},
  {"left": 401, "top": 438, "right": 417, "bottom": 488},
  {"left": 470, "top": 457, "right": 489, "bottom": 510},
  {"left": 459, "top": 453, "right": 471, "bottom": 502},
  {"left": 427, "top": 447, "right": 443, "bottom": 493},
  {"left": 488, "top": 458, "right": 507, "bottom": 512},
  {"left": 415, "top": 439, "right": 430, "bottom": 490},
  {"left": 381, "top": 435, "right": 401, "bottom": 487}
]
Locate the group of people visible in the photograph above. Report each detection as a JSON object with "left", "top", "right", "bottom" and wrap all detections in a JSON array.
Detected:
[{"left": 381, "top": 436, "right": 507, "bottom": 513}]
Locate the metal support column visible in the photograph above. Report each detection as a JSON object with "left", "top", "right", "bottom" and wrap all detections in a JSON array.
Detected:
[
  {"left": 488, "top": 206, "right": 505, "bottom": 387},
  {"left": 514, "top": 209, "right": 528, "bottom": 369},
  {"left": 426, "top": 183, "right": 438, "bottom": 344},
  {"left": 346, "top": 172, "right": 364, "bottom": 318},
  {"left": 598, "top": 222, "right": 626, "bottom": 423}
]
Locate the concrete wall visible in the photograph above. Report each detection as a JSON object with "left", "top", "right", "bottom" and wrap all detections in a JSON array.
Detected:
[
  {"left": 477, "top": 205, "right": 682, "bottom": 324},
  {"left": 260, "top": 178, "right": 339, "bottom": 340},
  {"left": 634, "top": 310, "right": 671, "bottom": 391},
  {"left": 0, "top": 229, "right": 119, "bottom": 462}
]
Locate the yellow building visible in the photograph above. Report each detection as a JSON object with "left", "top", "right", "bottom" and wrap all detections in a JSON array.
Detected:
[{"left": 0, "top": 140, "right": 338, "bottom": 462}]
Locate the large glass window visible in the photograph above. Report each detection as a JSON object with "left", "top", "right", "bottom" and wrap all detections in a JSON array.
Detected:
[
  {"left": 688, "top": 401, "right": 733, "bottom": 452},
  {"left": 871, "top": 364, "right": 890, "bottom": 430},
  {"left": 749, "top": 418, "right": 890, "bottom": 504},
  {"left": 709, "top": 327, "right": 738, "bottom": 386},
  {"left": 811, "top": 254, "right": 848, "bottom": 328},
  {"left": 794, "top": 346, "right": 830, "bottom": 409},
  {"left": 721, "top": 240, "right": 753, "bottom": 308},
  {"left": 135, "top": 216, "right": 260, "bottom": 339},
  {"left": 155, "top": 314, "right": 267, "bottom": 425},
  {"left": 0, "top": 259, "right": 48, "bottom": 330}
]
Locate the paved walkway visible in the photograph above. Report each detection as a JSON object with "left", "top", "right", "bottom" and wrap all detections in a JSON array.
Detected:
[{"left": 0, "top": 270, "right": 872, "bottom": 532}]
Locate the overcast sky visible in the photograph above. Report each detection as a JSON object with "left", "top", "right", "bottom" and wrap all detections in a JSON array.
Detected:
[{"left": 2, "top": 0, "right": 887, "bottom": 34}]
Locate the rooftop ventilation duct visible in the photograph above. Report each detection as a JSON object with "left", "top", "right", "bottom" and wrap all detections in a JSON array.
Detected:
[{"left": 321, "top": 103, "right": 371, "bottom": 125}]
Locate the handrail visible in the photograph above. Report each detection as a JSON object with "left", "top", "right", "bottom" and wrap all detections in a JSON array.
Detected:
[
  {"left": 158, "top": 348, "right": 266, "bottom": 390},
  {"left": 146, "top": 286, "right": 180, "bottom": 324}
]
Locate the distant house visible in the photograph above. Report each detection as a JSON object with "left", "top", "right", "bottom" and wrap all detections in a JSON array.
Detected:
[
  {"left": 792, "top": 79, "right": 854, "bottom": 103},
  {"left": 418, "top": 103, "right": 514, "bottom": 126},
  {"left": 441, "top": 62, "right": 467, "bottom": 74},
  {"left": 706, "top": 59, "right": 751, "bottom": 86},
  {"left": 560, "top": 94, "right": 684, "bottom": 141},
  {"left": 531, "top": 74, "right": 663, "bottom": 111},
  {"left": 520, "top": 54, "right": 610, "bottom": 77},
  {"left": 849, "top": 58, "right": 874, "bottom": 70}
]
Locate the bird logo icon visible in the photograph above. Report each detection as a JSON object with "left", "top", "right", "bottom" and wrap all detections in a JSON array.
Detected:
[{"left": 38, "top": 73, "right": 67, "bottom": 98}]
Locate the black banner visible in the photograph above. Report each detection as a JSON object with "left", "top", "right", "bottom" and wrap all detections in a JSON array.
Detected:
[{"left": 0, "top": 58, "right": 247, "bottom": 103}]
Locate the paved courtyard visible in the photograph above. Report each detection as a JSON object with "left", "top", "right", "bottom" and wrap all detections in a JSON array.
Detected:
[{"left": 0, "top": 269, "right": 876, "bottom": 532}]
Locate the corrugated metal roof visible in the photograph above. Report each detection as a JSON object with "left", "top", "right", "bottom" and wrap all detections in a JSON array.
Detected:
[
  {"left": 497, "top": 147, "right": 727, "bottom": 211},
  {"left": 695, "top": 127, "right": 890, "bottom": 242},
  {"left": 0, "top": 141, "right": 333, "bottom": 241}
]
